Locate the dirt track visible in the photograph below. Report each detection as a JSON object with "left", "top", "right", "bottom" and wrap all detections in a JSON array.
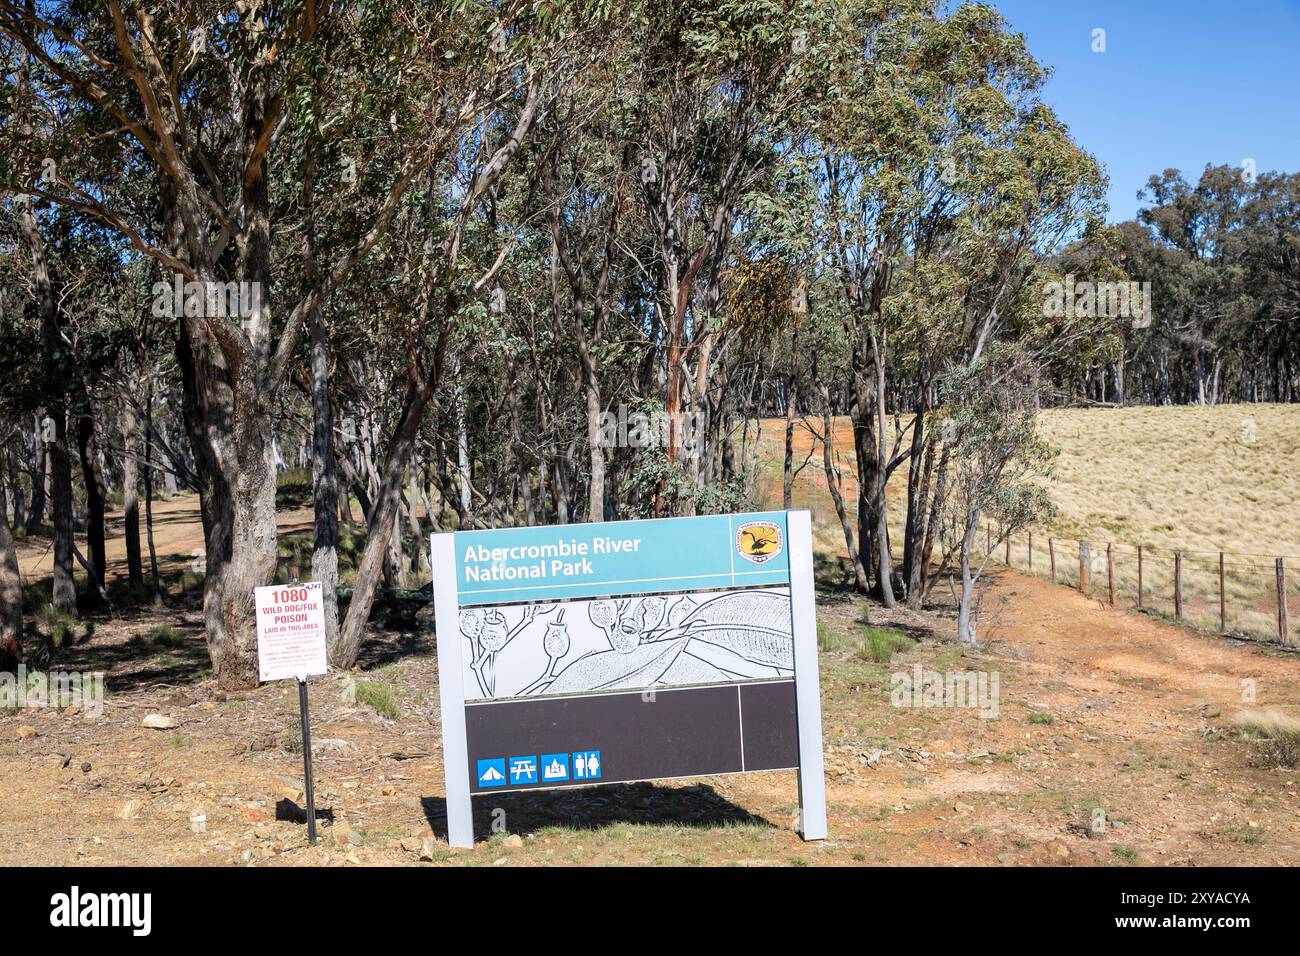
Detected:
[
  {"left": 1, "top": 492, "right": 1297, "bottom": 865},
  {"left": 15, "top": 494, "right": 314, "bottom": 584}
]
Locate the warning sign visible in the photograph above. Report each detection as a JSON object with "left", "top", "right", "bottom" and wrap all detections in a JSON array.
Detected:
[{"left": 255, "top": 582, "right": 328, "bottom": 682}]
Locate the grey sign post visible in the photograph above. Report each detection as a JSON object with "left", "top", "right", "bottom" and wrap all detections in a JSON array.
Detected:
[
  {"left": 431, "top": 509, "right": 826, "bottom": 849},
  {"left": 431, "top": 531, "right": 474, "bottom": 849},
  {"left": 787, "top": 510, "right": 827, "bottom": 840}
]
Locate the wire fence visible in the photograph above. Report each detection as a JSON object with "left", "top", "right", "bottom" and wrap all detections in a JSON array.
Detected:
[
  {"left": 773, "top": 437, "right": 1297, "bottom": 647},
  {"left": 985, "top": 527, "right": 1299, "bottom": 648}
]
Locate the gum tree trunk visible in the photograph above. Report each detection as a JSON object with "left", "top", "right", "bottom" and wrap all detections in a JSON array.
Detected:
[
  {"left": 333, "top": 380, "right": 432, "bottom": 667},
  {"left": 18, "top": 201, "right": 76, "bottom": 613},
  {"left": 77, "top": 411, "right": 107, "bottom": 587},
  {"left": 0, "top": 477, "right": 22, "bottom": 670},
  {"left": 310, "top": 308, "right": 340, "bottom": 647},
  {"left": 957, "top": 510, "right": 980, "bottom": 644},
  {"left": 121, "top": 394, "right": 143, "bottom": 585},
  {"left": 26, "top": 416, "right": 46, "bottom": 534},
  {"left": 49, "top": 417, "right": 76, "bottom": 614},
  {"left": 177, "top": 323, "right": 278, "bottom": 690}
]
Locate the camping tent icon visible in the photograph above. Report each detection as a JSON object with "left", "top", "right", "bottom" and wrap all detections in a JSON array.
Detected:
[{"left": 479, "top": 763, "right": 504, "bottom": 783}]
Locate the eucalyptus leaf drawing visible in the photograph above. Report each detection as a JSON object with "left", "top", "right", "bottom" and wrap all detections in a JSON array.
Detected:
[
  {"left": 542, "top": 634, "right": 692, "bottom": 694},
  {"left": 677, "top": 590, "right": 795, "bottom": 670}
]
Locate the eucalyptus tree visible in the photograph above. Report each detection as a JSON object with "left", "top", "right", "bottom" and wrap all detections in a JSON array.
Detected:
[
  {"left": 938, "top": 347, "right": 1054, "bottom": 643},
  {"left": 807, "top": 0, "right": 1106, "bottom": 606},
  {"left": 0, "top": 1, "right": 590, "bottom": 685},
  {"left": 330, "top": 2, "right": 621, "bottom": 668},
  {"left": 540, "top": 76, "right": 632, "bottom": 523},
  {"left": 628, "top": 0, "right": 807, "bottom": 494}
]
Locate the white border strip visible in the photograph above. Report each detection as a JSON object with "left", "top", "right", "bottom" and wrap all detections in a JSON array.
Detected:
[
  {"left": 432, "top": 531, "right": 474, "bottom": 849},
  {"left": 788, "top": 510, "right": 827, "bottom": 841}
]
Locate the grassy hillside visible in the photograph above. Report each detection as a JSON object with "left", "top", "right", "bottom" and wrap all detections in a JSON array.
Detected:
[
  {"left": 1036, "top": 404, "right": 1300, "bottom": 558},
  {"left": 756, "top": 404, "right": 1300, "bottom": 643}
]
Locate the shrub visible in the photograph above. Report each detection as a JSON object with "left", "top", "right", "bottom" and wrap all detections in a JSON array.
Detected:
[{"left": 35, "top": 605, "right": 80, "bottom": 649}]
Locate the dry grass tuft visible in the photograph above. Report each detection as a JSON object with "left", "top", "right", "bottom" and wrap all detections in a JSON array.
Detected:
[{"left": 1234, "top": 708, "right": 1300, "bottom": 767}]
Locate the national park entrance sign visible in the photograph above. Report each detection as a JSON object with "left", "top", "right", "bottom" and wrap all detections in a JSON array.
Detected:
[{"left": 431, "top": 510, "right": 826, "bottom": 848}]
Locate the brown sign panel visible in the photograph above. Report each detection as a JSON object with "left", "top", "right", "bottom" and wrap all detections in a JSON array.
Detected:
[{"left": 465, "top": 680, "right": 797, "bottom": 794}]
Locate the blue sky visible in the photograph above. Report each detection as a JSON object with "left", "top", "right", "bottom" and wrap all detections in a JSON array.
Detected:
[{"left": 988, "top": 0, "right": 1300, "bottom": 222}]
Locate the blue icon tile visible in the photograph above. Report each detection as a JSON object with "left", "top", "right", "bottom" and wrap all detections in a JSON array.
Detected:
[
  {"left": 477, "top": 758, "right": 506, "bottom": 787},
  {"left": 540, "top": 753, "right": 570, "bottom": 782},
  {"left": 508, "top": 755, "right": 539, "bottom": 785},
  {"left": 572, "top": 750, "right": 602, "bottom": 780}
]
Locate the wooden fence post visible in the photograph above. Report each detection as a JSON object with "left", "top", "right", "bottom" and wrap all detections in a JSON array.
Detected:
[
  {"left": 1219, "top": 551, "right": 1226, "bottom": 634},
  {"left": 1137, "top": 544, "right": 1144, "bottom": 608},
  {"left": 1278, "top": 557, "right": 1289, "bottom": 644},
  {"left": 1049, "top": 538, "right": 1056, "bottom": 582},
  {"left": 1005, "top": 534, "right": 1011, "bottom": 565},
  {"left": 1079, "top": 541, "right": 1090, "bottom": 595},
  {"left": 1174, "top": 551, "right": 1183, "bottom": 621},
  {"left": 1107, "top": 543, "right": 1115, "bottom": 606},
  {"left": 1028, "top": 532, "right": 1033, "bottom": 572}
]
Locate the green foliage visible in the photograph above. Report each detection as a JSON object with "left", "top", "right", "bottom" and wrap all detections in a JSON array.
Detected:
[
  {"left": 1111, "top": 845, "right": 1138, "bottom": 863},
  {"left": 355, "top": 679, "right": 402, "bottom": 720},
  {"left": 35, "top": 605, "right": 81, "bottom": 650},
  {"left": 276, "top": 468, "right": 314, "bottom": 510},
  {"left": 620, "top": 445, "right": 751, "bottom": 519},
  {"left": 130, "top": 624, "right": 186, "bottom": 654},
  {"left": 940, "top": 347, "right": 1058, "bottom": 540},
  {"left": 857, "top": 626, "right": 916, "bottom": 663}
]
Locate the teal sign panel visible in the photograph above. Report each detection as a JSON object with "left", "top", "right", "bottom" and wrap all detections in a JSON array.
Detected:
[{"left": 452, "top": 511, "right": 790, "bottom": 605}]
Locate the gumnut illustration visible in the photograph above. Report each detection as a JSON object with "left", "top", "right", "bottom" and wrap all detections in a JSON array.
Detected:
[
  {"left": 609, "top": 600, "right": 642, "bottom": 654},
  {"left": 479, "top": 609, "right": 510, "bottom": 652},
  {"left": 589, "top": 600, "right": 616, "bottom": 628},
  {"left": 543, "top": 610, "right": 571, "bottom": 661},
  {"left": 459, "top": 608, "right": 485, "bottom": 640},
  {"left": 666, "top": 596, "right": 695, "bottom": 630},
  {"left": 638, "top": 596, "right": 666, "bottom": 633},
  {"left": 589, "top": 600, "right": 617, "bottom": 642},
  {"left": 521, "top": 610, "right": 572, "bottom": 695}
]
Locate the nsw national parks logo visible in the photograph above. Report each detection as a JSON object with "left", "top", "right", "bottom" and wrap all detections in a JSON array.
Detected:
[{"left": 736, "top": 520, "right": 782, "bottom": 564}]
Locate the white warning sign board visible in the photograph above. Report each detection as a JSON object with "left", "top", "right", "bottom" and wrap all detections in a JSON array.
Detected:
[{"left": 255, "top": 582, "right": 328, "bottom": 682}]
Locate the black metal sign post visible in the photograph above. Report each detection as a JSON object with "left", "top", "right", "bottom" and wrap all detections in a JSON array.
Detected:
[
  {"left": 256, "top": 567, "right": 327, "bottom": 847},
  {"left": 298, "top": 677, "right": 317, "bottom": 844}
]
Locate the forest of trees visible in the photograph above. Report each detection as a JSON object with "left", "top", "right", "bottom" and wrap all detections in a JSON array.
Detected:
[{"left": 0, "top": 1, "right": 1296, "bottom": 679}]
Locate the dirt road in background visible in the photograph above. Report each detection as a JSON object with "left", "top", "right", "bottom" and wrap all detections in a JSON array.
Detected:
[{"left": 15, "top": 494, "right": 314, "bottom": 585}]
